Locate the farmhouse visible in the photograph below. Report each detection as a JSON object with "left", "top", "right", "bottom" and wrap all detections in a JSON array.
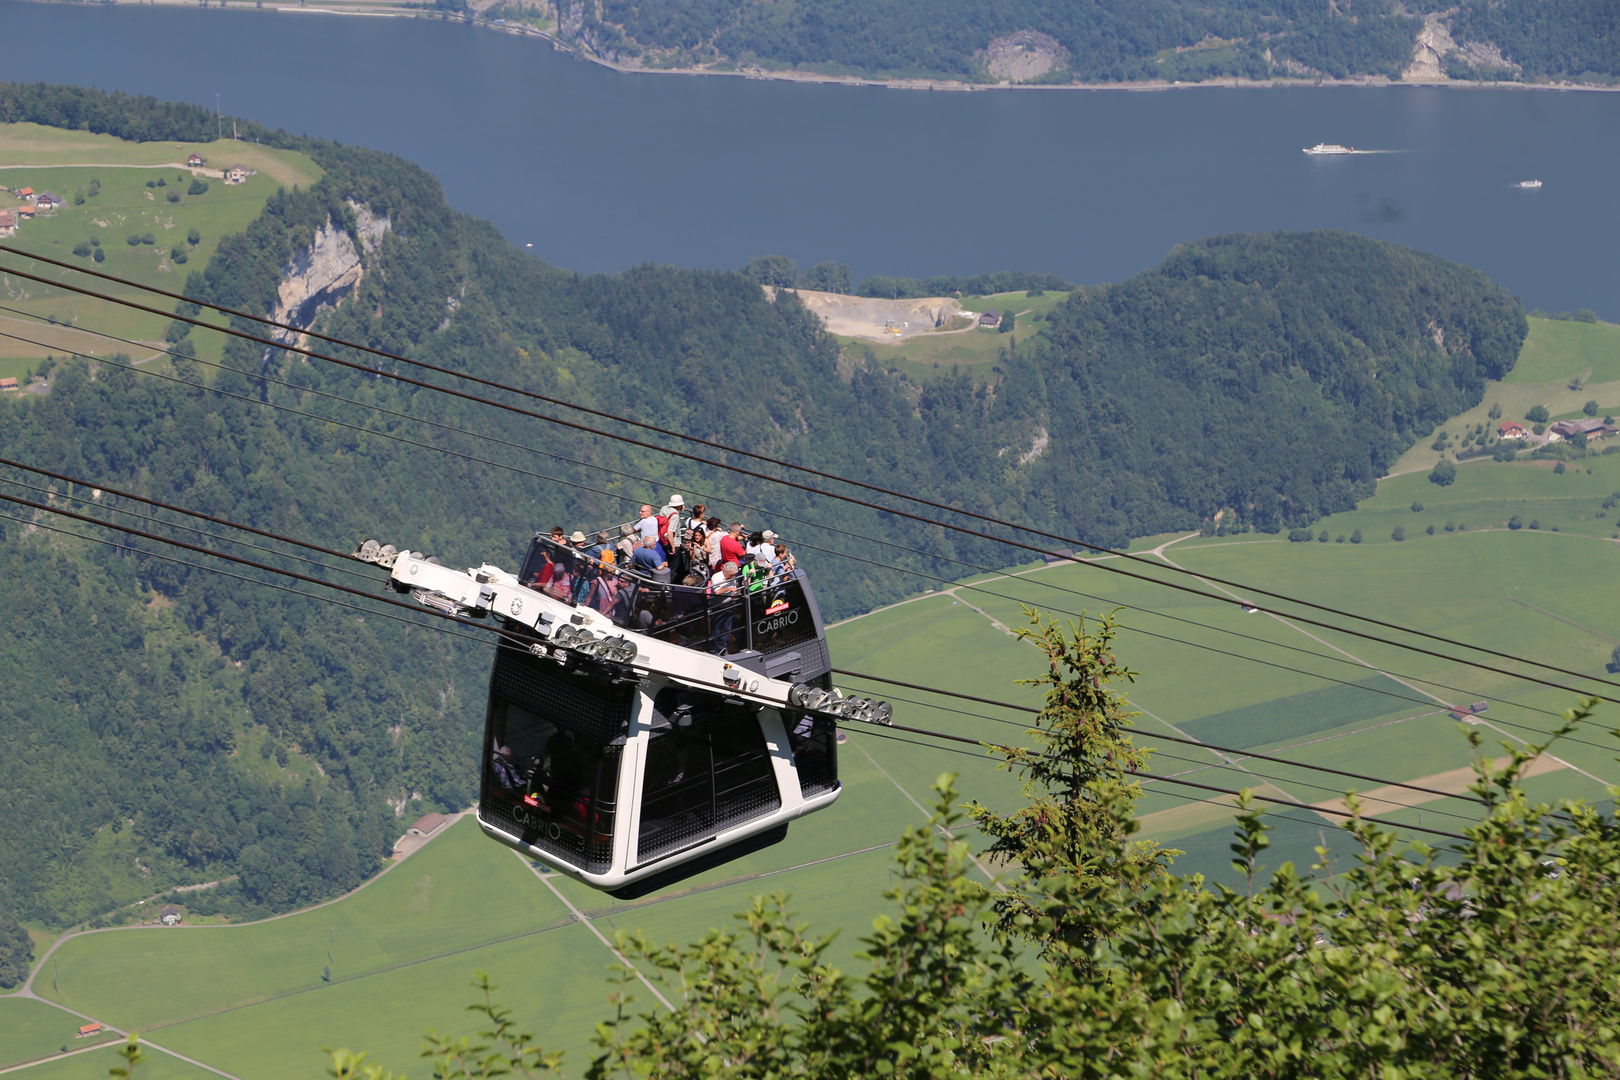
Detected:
[
  {"left": 0, "top": 378, "right": 18, "bottom": 391},
  {"left": 188, "top": 153, "right": 206, "bottom": 167},
  {"left": 17, "top": 187, "right": 33, "bottom": 200},
  {"left": 407, "top": 812, "right": 447, "bottom": 839},
  {"left": 35, "top": 190, "right": 61, "bottom": 210},
  {"left": 978, "top": 309, "right": 1000, "bottom": 327},
  {"left": 1549, "top": 418, "right": 1616, "bottom": 441},
  {"left": 15, "top": 205, "right": 34, "bottom": 218},
  {"left": 0, "top": 210, "right": 14, "bottom": 238},
  {"left": 224, "top": 164, "right": 249, "bottom": 185},
  {"left": 160, "top": 904, "right": 183, "bottom": 925},
  {"left": 1497, "top": 421, "right": 1527, "bottom": 440}
]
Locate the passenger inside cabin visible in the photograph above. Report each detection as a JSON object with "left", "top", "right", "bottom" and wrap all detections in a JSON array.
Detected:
[{"left": 490, "top": 744, "right": 525, "bottom": 794}]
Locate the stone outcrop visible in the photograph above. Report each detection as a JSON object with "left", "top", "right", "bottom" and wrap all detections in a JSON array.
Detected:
[
  {"left": 978, "top": 30, "right": 1069, "bottom": 82},
  {"left": 1403, "top": 14, "right": 1520, "bottom": 82},
  {"left": 268, "top": 201, "right": 390, "bottom": 349}
]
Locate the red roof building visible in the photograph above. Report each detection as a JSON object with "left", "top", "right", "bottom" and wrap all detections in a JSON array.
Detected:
[
  {"left": 77, "top": 1022, "right": 103, "bottom": 1038},
  {"left": 407, "top": 812, "right": 447, "bottom": 838}
]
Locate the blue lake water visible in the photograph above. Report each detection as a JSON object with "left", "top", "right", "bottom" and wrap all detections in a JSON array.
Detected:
[{"left": 1, "top": 1, "right": 1615, "bottom": 314}]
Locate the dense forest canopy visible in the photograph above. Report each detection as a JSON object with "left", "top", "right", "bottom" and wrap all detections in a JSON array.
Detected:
[
  {"left": 561, "top": 0, "right": 1618, "bottom": 83},
  {"left": 0, "top": 84, "right": 1524, "bottom": 929},
  {"left": 581, "top": 0, "right": 1420, "bottom": 81},
  {"left": 1448, "top": 0, "right": 1620, "bottom": 82}
]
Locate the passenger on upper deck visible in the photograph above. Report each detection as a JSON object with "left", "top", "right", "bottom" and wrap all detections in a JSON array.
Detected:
[
  {"left": 704, "top": 517, "right": 724, "bottom": 571},
  {"left": 636, "top": 505, "right": 659, "bottom": 546},
  {"left": 719, "top": 522, "right": 747, "bottom": 568},
  {"left": 630, "top": 534, "right": 667, "bottom": 579},
  {"left": 747, "top": 529, "right": 777, "bottom": 566}
]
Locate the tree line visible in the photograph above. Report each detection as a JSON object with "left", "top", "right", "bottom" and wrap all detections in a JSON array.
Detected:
[{"left": 583, "top": 0, "right": 1422, "bottom": 82}]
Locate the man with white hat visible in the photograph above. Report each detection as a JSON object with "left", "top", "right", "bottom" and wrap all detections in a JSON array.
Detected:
[
  {"left": 665, "top": 494, "right": 688, "bottom": 581},
  {"left": 569, "top": 530, "right": 595, "bottom": 604}
]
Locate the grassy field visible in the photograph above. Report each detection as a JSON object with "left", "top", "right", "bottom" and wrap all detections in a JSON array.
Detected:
[
  {"left": 839, "top": 289, "right": 1071, "bottom": 384},
  {"left": 0, "top": 996, "right": 118, "bottom": 1069},
  {"left": 1388, "top": 316, "right": 1620, "bottom": 475},
  {"left": 30, "top": 742, "right": 996, "bottom": 1079},
  {"left": 0, "top": 122, "right": 322, "bottom": 189},
  {"left": 6, "top": 1045, "right": 221, "bottom": 1080},
  {"left": 0, "top": 123, "right": 322, "bottom": 379}
]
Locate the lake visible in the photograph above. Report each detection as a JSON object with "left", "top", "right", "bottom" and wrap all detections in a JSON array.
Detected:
[{"left": 1, "top": 1, "right": 1615, "bottom": 314}]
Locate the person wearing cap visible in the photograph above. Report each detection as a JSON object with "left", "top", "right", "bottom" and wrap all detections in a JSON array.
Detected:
[
  {"left": 569, "top": 531, "right": 597, "bottom": 604},
  {"left": 663, "top": 496, "right": 689, "bottom": 579}
]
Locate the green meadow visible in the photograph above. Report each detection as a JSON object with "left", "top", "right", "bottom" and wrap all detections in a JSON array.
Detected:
[
  {"left": 0, "top": 122, "right": 322, "bottom": 381},
  {"left": 9, "top": 1046, "right": 222, "bottom": 1080},
  {"left": 31, "top": 746, "right": 1004, "bottom": 1079},
  {"left": 1388, "top": 315, "right": 1620, "bottom": 476},
  {"left": 0, "top": 996, "right": 117, "bottom": 1069}
]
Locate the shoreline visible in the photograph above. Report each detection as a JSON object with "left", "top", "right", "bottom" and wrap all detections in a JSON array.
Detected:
[{"left": 19, "top": 0, "right": 1619, "bottom": 95}]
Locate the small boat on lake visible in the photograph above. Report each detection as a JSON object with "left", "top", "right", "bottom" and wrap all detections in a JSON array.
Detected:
[
  {"left": 1303, "top": 143, "right": 1354, "bottom": 155},
  {"left": 1515, "top": 179, "right": 1543, "bottom": 189}
]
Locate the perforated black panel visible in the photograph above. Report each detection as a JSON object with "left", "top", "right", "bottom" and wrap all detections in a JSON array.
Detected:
[{"left": 489, "top": 644, "right": 634, "bottom": 744}]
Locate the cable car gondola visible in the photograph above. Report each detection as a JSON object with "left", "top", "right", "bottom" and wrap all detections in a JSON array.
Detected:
[{"left": 354, "top": 529, "right": 890, "bottom": 898}]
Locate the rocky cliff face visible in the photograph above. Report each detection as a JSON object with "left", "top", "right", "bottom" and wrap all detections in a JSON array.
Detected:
[{"left": 269, "top": 201, "right": 390, "bottom": 348}]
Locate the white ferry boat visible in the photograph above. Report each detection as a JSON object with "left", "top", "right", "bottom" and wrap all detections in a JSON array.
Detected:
[
  {"left": 1516, "top": 179, "right": 1543, "bottom": 189},
  {"left": 1303, "top": 143, "right": 1355, "bottom": 155}
]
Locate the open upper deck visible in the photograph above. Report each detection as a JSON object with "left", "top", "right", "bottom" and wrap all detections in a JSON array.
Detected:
[{"left": 516, "top": 532, "right": 831, "bottom": 687}]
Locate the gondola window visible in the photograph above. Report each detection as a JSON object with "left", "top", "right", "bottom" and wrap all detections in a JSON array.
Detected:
[{"left": 637, "top": 689, "right": 780, "bottom": 863}]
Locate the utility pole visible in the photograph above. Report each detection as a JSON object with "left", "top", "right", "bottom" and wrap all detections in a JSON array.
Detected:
[{"left": 216, "top": 93, "right": 222, "bottom": 142}]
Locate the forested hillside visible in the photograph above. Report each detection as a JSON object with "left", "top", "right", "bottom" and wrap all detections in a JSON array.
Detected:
[
  {"left": 576, "top": 0, "right": 1418, "bottom": 82},
  {"left": 558, "top": 0, "right": 1617, "bottom": 84},
  {"left": 0, "top": 84, "right": 1524, "bottom": 930}
]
